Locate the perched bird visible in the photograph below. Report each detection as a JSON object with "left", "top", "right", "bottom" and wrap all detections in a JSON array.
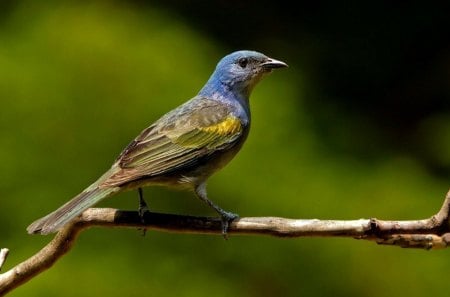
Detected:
[{"left": 27, "top": 50, "right": 287, "bottom": 235}]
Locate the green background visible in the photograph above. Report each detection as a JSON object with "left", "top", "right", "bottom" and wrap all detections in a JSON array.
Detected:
[{"left": 1, "top": 1, "right": 449, "bottom": 296}]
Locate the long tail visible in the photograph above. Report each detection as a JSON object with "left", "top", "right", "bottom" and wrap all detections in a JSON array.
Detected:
[{"left": 27, "top": 185, "right": 120, "bottom": 235}]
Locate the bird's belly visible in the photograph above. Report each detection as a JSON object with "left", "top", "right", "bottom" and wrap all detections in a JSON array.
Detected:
[{"left": 175, "top": 142, "right": 245, "bottom": 186}]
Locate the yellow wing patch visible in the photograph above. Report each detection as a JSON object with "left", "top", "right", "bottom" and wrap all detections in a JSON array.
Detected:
[
  {"left": 172, "top": 116, "right": 243, "bottom": 149},
  {"left": 200, "top": 116, "right": 242, "bottom": 136}
]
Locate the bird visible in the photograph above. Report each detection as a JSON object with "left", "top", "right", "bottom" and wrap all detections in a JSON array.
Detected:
[{"left": 27, "top": 50, "right": 288, "bottom": 236}]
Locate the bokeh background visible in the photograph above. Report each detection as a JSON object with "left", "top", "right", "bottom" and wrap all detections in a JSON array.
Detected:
[{"left": 1, "top": 1, "right": 450, "bottom": 296}]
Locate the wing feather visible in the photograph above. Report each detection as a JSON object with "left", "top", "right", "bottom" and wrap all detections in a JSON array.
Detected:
[{"left": 102, "top": 98, "right": 244, "bottom": 187}]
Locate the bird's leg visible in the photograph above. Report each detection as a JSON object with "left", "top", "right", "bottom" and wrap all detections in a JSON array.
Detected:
[
  {"left": 194, "top": 183, "right": 239, "bottom": 239},
  {"left": 137, "top": 188, "right": 149, "bottom": 236},
  {"left": 138, "top": 188, "right": 150, "bottom": 221}
]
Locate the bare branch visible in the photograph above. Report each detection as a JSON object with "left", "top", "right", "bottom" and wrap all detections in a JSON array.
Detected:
[
  {"left": 0, "top": 249, "right": 9, "bottom": 271},
  {"left": 0, "top": 189, "right": 449, "bottom": 295}
]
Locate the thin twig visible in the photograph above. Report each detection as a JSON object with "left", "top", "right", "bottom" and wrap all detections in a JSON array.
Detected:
[
  {"left": 0, "top": 189, "right": 449, "bottom": 296},
  {"left": 0, "top": 249, "right": 9, "bottom": 271}
]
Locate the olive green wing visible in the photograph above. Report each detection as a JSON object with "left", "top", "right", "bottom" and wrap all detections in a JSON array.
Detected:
[{"left": 102, "top": 98, "right": 243, "bottom": 186}]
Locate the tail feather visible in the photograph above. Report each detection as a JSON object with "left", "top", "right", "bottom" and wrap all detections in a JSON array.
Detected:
[{"left": 27, "top": 187, "right": 119, "bottom": 235}]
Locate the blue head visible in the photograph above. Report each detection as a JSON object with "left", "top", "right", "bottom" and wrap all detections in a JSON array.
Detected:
[{"left": 199, "top": 50, "right": 287, "bottom": 99}]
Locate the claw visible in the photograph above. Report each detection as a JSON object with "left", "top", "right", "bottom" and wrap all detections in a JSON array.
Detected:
[
  {"left": 219, "top": 211, "right": 239, "bottom": 240},
  {"left": 138, "top": 188, "right": 149, "bottom": 236}
]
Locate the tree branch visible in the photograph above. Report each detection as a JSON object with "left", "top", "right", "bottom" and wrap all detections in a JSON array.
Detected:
[
  {"left": 1, "top": 189, "right": 450, "bottom": 295},
  {"left": 0, "top": 249, "right": 9, "bottom": 272}
]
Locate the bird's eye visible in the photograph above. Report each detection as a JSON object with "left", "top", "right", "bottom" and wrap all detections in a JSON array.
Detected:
[{"left": 238, "top": 58, "right": 248, "bottom": 68}]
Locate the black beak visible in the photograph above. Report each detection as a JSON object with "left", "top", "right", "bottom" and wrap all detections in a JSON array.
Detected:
[{"left": 261, "top": 57, "right": 288, "bottom": 69}]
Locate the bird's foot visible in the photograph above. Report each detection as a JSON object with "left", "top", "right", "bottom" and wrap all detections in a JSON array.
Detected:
[
  {"left": 193, "top": 183, "right": 238, "bottom": 239},
  {"left": 138, "top": 188, "right": 150, "bottom": 236},
  {"left": 138, "top": 197, "right": 150, "bottom": 223},
  {"left": 219, "top": 211, "right": 239, "bottom": 240}
]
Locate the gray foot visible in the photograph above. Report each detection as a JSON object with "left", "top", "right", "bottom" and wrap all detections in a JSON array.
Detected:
[
  {"left": 138, "top": 188, "right": 149, "bottom": 236},
  {"left": 219, "top": 210, "right": 239, "bottom": 240}
]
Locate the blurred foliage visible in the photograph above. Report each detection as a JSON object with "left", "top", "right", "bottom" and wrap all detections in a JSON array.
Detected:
[
  {"left": 0, "top": 1, "right": 449, "bottom": 297},
  {"left": 156, "top": 0, "right": 450, "bottom": 176}
]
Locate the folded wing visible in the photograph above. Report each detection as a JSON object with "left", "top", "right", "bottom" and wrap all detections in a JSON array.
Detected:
[{"left": 102, "top": 98, "right": 243, "bottom": 187}]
